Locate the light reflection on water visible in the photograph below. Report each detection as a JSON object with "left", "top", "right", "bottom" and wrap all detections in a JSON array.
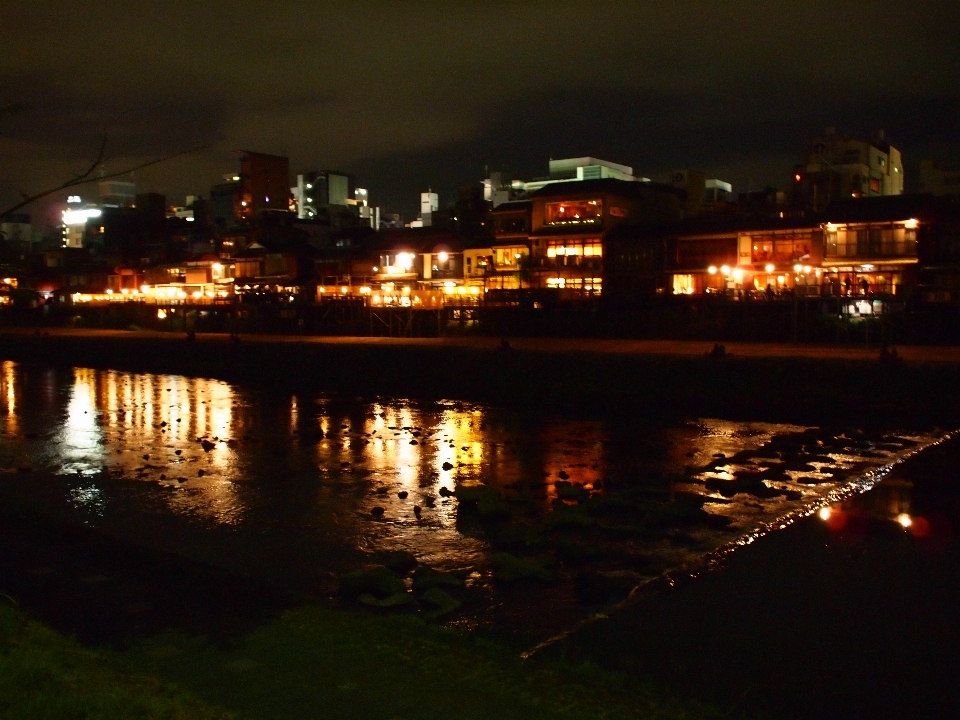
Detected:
[{"left": 0, "top": 361, "right": 942, "bottom": 633}]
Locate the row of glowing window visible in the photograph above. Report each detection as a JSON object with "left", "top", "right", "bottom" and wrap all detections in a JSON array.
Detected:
[
  {"left": 546, "top": 277, "right": 602, "bottom": 289},
  {"left": 546, "top": 243, "right": 603, "bottom": 258}
]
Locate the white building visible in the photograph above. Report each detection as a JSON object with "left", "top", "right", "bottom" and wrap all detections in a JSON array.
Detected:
[
  {"left": 483, "top": 157, "right": 651, "bottom": 207},
  {"left": 62, "top": 206, "right": 102, "bottom": 248},
  {"left": 419, "top": 191, "right": 439, "bottom": 227}
]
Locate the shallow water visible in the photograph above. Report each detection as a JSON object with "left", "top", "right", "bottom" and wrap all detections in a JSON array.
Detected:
[{"left": 0, "top": 360, "right": 940, "bottom": 640}]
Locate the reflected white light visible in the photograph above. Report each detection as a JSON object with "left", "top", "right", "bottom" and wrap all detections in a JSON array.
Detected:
[
  {"left": 63, "top": 368, "right": 103, "bottom": 473},
  {"left": 819, "top": 506, "right": 832, "bottom": 521}
]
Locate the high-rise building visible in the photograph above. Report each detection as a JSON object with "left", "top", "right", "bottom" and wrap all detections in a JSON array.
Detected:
[
  {"left": 420, "top": 191, "right": 439, "bottom": 227},
  {"left": 62, "top": 205, "right": 102, "bottom": 248},
  {"left": 99, "top": 180, "right": 136, "bottom": 207},
  {"left": 238, "top": 152, "right": 292, "bottom": 220},
  {"left": 293, "top": 170, "right": 355, "bottom": 218},
  {"left": 796, "top": 129, "right": 903, "bottom": 213},
  {"left": 353, "top": 188, "right": 380, "bottom": 230}
]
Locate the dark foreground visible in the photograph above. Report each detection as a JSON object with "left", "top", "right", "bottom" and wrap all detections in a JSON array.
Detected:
[
  {"left": 2, "top": 434, "right": 957, "bottom": 719},
  {"left": 2, "top": 329, "right": 959, "bottom": 718},
  {"left": 0, "top": 502, "right": 719, "bottom": 720},
  {"left": 554, "top": 433, "right": 960, "bottom": 719}
]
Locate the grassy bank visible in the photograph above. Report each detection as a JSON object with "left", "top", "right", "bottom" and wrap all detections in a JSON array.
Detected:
[
  {"left": 0, "top": 598, "right": 724, "bottom": 720},
  {"left": 0, "top": 600, "right": 230, "bottom": 720},
  {"left": 0, "top": 498, "right": 720, "bottom": 719}
]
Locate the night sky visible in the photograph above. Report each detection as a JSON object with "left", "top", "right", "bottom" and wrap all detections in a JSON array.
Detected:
[{"left": 2, "top": 1, "right": 959, "bottom": 225}]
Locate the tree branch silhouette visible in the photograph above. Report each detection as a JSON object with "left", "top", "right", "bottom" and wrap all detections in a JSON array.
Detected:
[{"left": 0, "top": 138, "right": 210, "bottom": 220}]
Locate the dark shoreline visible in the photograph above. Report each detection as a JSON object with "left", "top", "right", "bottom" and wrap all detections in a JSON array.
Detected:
[
  {"left": 554, "top": 433, "right": 960, "bottom": 720},
  {"left": 2, "top": 328, "right": 959, "bottom": 427}
]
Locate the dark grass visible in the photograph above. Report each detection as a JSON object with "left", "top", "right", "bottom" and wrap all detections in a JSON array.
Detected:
[
  {"left": 0, "top": 601, "right": 231, "bottom": 720},
  {"left": 0, "top": 503, "right": 725, "bottom": 719}
]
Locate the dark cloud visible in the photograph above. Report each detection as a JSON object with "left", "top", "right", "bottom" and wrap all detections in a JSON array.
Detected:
[{"left": 2, "top": 1, "right": 959, "bottom": 221}]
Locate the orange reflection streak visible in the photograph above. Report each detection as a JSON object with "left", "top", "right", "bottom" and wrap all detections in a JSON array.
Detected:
[
  {"left": 55, "top": 368, "right": 244, "bottom": 523},
  {"left": 2, "top": 361, "right": 17, "bottom": 434}
]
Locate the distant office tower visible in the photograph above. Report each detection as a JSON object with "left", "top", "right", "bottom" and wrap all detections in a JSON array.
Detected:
[
  {"left": 293, "top": 171, "right": 355, "bottom": 218},
  {"left": 354, "top": 188, "right": 380, "bottom": 230},
  {"left": 98, "top": 180, "right": 136, "bottom": 207},
  {"left": 238, "top": 151, "right": 292, "bottom": 220},
  {"left": 420, "top": 191, "right": 439, "bottom": 227},
  {"left": 796, "top": 128, "right": 903, "bottom": 213}
]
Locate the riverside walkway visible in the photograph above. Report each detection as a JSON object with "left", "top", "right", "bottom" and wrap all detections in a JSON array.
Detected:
[{"left": 4, "top": 327, "right": 960, "bottom": 364}]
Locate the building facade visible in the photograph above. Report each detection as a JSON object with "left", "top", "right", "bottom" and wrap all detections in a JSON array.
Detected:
[
  {"left": 526, "top": 178, "right": 684, "bottom": 295},
  {"left": 797, "top": 129, "right": 903, "bottom": 213}
]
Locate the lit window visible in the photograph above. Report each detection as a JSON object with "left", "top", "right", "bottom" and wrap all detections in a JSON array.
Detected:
[
  {"left": 673, "top": 274, "right": 694, "bottom": 295},
  {"left": 545, "top": 200, "right": 602, "bottom": 225}
]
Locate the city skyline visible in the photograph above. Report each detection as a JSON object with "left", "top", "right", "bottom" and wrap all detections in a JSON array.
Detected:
[{"left": 3, "top": 1, "right": 960, "bottom": 223}]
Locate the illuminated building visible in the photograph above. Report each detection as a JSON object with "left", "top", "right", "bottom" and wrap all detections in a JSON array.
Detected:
[
  {"left": 605, "top": 194, "right": 951, "bottom": 305},
  {"left": 354, "top": 189, "right": 380, "bottom": 230},
  {"left": 419, "top": 191, "right": 439, "bottom": 228},
  {"left": 292, "top": 170, "right": 355, "bottom": 218},
  {"left": 486, "top": 200, "right": 532, "bottom": 290},
  {"left": 62, "top": 206, "right": 102, "bottom": 248},
  {"left": 526, "top": 178, "right": 685, "bottom": 296}
]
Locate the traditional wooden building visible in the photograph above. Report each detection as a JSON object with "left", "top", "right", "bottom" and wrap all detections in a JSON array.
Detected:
[{"left": 525, "top": 178, "right": 684, "bottom": 296}]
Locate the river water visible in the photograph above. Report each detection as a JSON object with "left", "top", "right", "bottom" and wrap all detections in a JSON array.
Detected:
[{"left": 0, "top": 360, "right": 941, "bottom": 640}]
